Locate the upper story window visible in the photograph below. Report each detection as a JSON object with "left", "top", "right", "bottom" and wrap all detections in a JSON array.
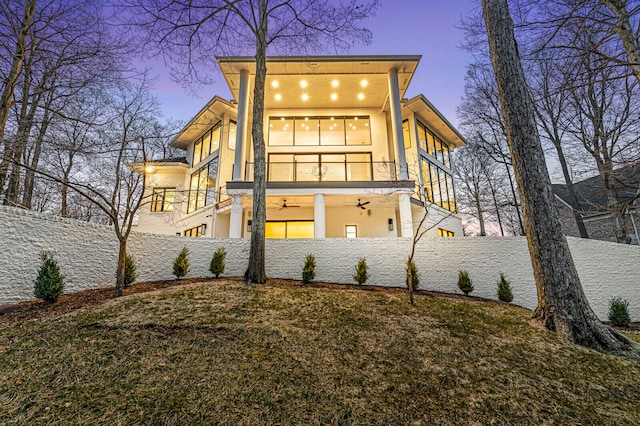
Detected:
[
  {"left": 184, "top": 224, "right": 205, "bottom": 237},
  {"left": 268, "top": 116, "right": 371, "bottom": 146},
  {"left": 420, "top": 157, "right": 456, "bottom": 213},
  {"left": 193, "top": 122, "right": 222, "bottom": 166},
  {"left": 150, "top": 187, "right": 175, "bottom": 212},
  {"left": 416, "top": 120, "right": 450, "bottom": 167},
  {"left": 187, "top": 161, "right": 217, "bottom": 214},
  {"left": 402, "top": 119, "right": 411, "bottom": 149}
]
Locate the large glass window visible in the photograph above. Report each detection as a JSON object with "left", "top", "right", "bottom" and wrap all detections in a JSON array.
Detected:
[
  {"left": 402, "top": 119, "right": 411, "bottom": 149},
  {"left": 267, "top": 153, "right": 372, "bottom": 182},
  {"left": 416, "top": 121, "right": 450, "bottom": 167},
  {"left": 228, "top": 121, "right": 237, "bottom": 150},
  {"left": 268, "top": 116, "right": 371, "bottom": 146},
  {"left": 420, "top": 156, "right": 456, "bottom": 213},
  {"left": 345, "top": 225, "right": 357, "bottom": 238},
  {"left": 187, "top": 161, "right": 218, "bottom": 214},
  {"left": 150, "top": 187, "right": 175, "bottom": 212},
  {"left": 184, "top": 224, "right": 205, "bottom": 237},
  {"left": 265, "top": 221, "right": 314, "bottom": 238},
  {"left": 192, "top": 121, "right": 222, "bottom": 166}
]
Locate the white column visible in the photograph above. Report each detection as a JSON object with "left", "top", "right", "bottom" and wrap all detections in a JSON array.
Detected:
[
  {"left": 398, "top": 193, "right": 413, "bottom": 238},
  {"left": 233, "top": 69, "right": 250, "bottom": 181},
  {"left": 388, "top": 68, "right": 408, "bottom": 180},
  {"left": 229, "top": 195, "right": 243, "bottom": 238},
  {"left": 314, "top": 194, "right": 326, "bottom": 238}
]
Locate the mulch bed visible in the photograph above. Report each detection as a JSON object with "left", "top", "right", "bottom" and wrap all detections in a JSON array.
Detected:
[{"left": 2, "top": 277, "right": 638, "bottom": 334}]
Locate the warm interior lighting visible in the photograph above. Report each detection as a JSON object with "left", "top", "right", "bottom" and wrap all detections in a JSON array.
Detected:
[
  {"left": 145, "top": 165, "right": 155, "bottom": 174},
  {"left": 300, "top": 80, "right": 308, "bottom": 88},
  {"left": 271, "top": 80, "right": 279, "bottom": 88},
  {"left": 274, "top": 93, "right": 282, "bottom": 101},
  {"left": 301, "top": 93, "right": 309, "bottom": 101},
  {"left": 358, "top": 93, "right": 365, "bottom": 100},
  {"left": 331, "top": 93, "right": 338, "bottom": 101},
  {"left": 360, "top": 79, "right": 368, "bottom": 87},
  {"left": 331, "top": 79, "right": 339, "bottom": 88}
]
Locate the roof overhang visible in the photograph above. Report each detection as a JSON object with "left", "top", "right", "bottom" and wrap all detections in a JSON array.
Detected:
[
  {"left": 170, "top": 96, "right": 237, "bottom": 149},
  {"left": 403, "top": 95, "right": 467, "bottom": 148},
  {"left": 129, "top": 161, "right": 189, "bottom": 175},
  {"left": 217, "top": 55, "right": 421, "bottom": 110}
]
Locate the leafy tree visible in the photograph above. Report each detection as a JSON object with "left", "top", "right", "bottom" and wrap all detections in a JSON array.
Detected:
[
  {"left": 34, "top": 251, "right": 65, "bottom": 302},
  {"left": 481, "top": 0, "right": 635, "bottom": 354},
  {"left": 209, "top": 247, "right": 226, "bottom": 278},
  {"left": 496, "top": 272, "right": 513, "bottom": 302},
  {"left": 457, "top": 270, "right": 473, "bottom": 296},
  {"left": 353, "top": 257, "right": 369, "bottom": 286},
  {"left": 125, "top": 0, "right": 379, "bottom": 284},
  {"left": 173, "top": 246, "right": 190, "bottom": 279},
  {"left": 302, "top": 253, "right": 315, "bottom": 284}
]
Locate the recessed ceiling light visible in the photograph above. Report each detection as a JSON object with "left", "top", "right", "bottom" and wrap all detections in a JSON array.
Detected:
[
  {"left": 302, "top": 93, "right": 309, "bottom": 101},
  {"left": 300, "top": 80, "right": 308, "bottom": 88},
  {"left": 275, "top": 93, "right": 282, "bottom": 101},
  {"left": 145, "top": 165, "right": 155, "bottom": 174},
  {"left": 331, "top": 93, "right": 338, "bottom": 101},
  {"left": 332, "top": 80, "right": 339, "bottom": 88},
  {"left": 272, "top": 80, "right": 279, "bottom": 88},
  {"left": 305, "top": 117, "right": 309, "bottom": 121},
  {"left": 358, "top": 93, "right": 365, "bottom": 100},
  {"left": 361, "top": 80, "right": 368, "bottom": 87},
  {"left": 281, "top": 117, "right": 285, "bottom": 121}
]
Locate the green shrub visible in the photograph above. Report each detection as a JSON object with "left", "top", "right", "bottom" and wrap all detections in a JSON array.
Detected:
[
  {"left": 353, "top": 257, "right": 369, "bottom": 285},
  {"left": 124, "top": 254, "right": 137, "bottom": 287},
  {"left": 406, "top": 259, "right": 419, "bottom": 291},
  {"left": 173, "top": 246, "right": 190, "bottom": 279},
  {"left": 302, "top": 253, "right": 316, "bottom": 284},
  {"left": 34, "top": 252, "right": 65, "bottom": 303},
  {"left": 209, "top": 247, "right": 227, "bottom": 278},
  {"left": 457, "top": 270, "right": 473, "bottom": 296},
  {"left": 608, "top": 297, "right": 631, "bottom": 327},
  {"left": 496, "top": 272, "right": 513, "bottom": 302}
]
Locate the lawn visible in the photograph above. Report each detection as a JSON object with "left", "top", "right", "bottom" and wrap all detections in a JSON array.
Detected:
[{"left": 1, "top": 280, "right": 639, "bottom": 425}]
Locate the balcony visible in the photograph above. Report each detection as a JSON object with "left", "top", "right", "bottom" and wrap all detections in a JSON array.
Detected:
[{"left": 244, "top": 160, "right": 397, "bottom": 182}]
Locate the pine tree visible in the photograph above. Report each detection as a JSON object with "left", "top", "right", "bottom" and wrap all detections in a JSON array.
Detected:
[
  {"left": 209, "top": 247, "right": 226, "bottom": 278},
  {"left": 353, "top": 257, "right": 369, "bottom": 285},
  {"left": 406, "top": 259, "right": 419, "bottom": 292},
  {"left": 302, "top": 254, "right": 316, "bottom": 284},
  {"left": 34, "top": 252, "right": 65, "bottom": 302},
  {"left": 173, "top": 246, "right": 190, "bottom": 279},
  {"left": 457, "top": 270, "right": 473, "bottom": 296},
  {"left": 496, "top": 272, "right": 514, "bottom": 302},
  {"left": 124, "top": 254, "right": 137, "bottom": 287}
]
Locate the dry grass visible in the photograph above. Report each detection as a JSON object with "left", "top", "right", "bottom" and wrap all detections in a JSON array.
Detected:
[{"left": 1, "top": 280, "right": 639, "bottom": 425}]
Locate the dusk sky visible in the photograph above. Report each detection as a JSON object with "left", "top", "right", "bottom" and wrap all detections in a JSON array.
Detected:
[{"left": 153, "top": 0, "right": 479, "bottom": 128}]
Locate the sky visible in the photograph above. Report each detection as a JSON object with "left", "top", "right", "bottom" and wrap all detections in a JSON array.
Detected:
[{"left": 151, "top": 0, "right": 479, "bottom": 129}]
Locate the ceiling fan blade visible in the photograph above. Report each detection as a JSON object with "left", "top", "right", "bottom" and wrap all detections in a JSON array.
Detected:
[{"left": 361, "top": 201, "right": 370, "bottom": 206}]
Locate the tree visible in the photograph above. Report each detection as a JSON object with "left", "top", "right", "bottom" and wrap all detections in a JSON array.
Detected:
[
  {"left": 126, "top": 0, "right": 379, "bottom": 284},
  {"left": 481, "top": 0, "right": 634, "bottom": 354}
]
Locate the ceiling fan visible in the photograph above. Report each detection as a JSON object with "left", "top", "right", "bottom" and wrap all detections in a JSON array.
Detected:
[
  {"left": 278, "top": 199, "right": 300, "bottom": 210},
  {"left": 355, "top": 199, "right": 370, "bottom": 210}
]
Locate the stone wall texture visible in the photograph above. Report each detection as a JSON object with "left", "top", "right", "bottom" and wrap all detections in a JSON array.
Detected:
[{"left": 1, "top": 205, "right": 638, "bottom": 321}]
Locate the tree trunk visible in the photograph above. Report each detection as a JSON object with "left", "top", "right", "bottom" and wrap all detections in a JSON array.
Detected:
[
  {"left": 475, "top": 193, "right": 487, "bottom": 236},
  {"left": 115, "top": 239, "right": 127, "bottom": 297},
  {"left": 482, "top": 0, "right": 633, "bottom": 353},
  {"left": 599, "top": 165, "right": 631, "bottom": 244},
  {"left": 244, "top": 0, "right": 268, "bottom": 284},
  {"left": 556, "top": 144, "right": 589, "bottom": 238},
  {"left": 23, "top": 99, "right": 52, "bottom": 209},
  {"left": 602, "top": 0, "right": 640, "bottom": 85},
  {"left": 0, "top": 0, "right": 37, "bottom": 194}
]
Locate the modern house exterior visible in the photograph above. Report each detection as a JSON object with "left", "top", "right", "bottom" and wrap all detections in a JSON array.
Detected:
[
  {"left": 552, "top": 164, "right": 640, "bottom": 244},
  {"left": 136, "top": 55, "right": 466, "bottom": 239}
]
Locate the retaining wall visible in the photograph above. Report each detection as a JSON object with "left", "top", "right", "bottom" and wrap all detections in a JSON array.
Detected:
[{"left": 1, "top": 206, "right": 638, "bottom": 320}]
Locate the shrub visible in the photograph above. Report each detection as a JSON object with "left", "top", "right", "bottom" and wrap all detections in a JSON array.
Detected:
[
  {"left": 353, "top": 257, "right": 369, "bottom": 285},
  {"left": 608, "top": 297, "right": 631, "bottom": 327},
  {"left": 124, "top": 254, "right": 137, "bottom": 287},
  {"left": 496, "top": 272, "right": 513, "bottom": 302},
  {"left": 173, "top": 246, "right": 190, "bottom": 279},
  {"left": 457, "top": 270, "right": 473, "bottom": 296},
  {"left": 209, "top": 247, "right": 227, "bottom": 278},
  {"left": 406, "top": 259, "right": 419, "bottom": 291},
  {"left": 302, "top": 253, "right": 316, "bottom": 284},
  {"left": 34, "top": 252, "right": 65, "bottom": 303}
]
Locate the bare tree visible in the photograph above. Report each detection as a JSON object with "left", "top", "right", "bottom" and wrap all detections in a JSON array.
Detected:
[
  {"left": 126, "top": 0, "right": 379, "bottom": 284},
  {"left": 482, "top": 0, "right": 635, "bottom": 354}
]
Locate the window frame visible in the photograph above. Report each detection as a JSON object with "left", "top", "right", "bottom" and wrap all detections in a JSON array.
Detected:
[
  {"left": 150, "top": 187, "right": 175, "bottom": 212},
  {"left": 268, "top": 116, "right": 372, "bottom": 147},
  {"left": 345, "top": 225, "right": 357, "bottom": 238},
  {"left": 192, "top": 121, "right": 222, "bottom": 166},
  {"left": 184, "top": 224, "right": 205, "bottom": 237}
]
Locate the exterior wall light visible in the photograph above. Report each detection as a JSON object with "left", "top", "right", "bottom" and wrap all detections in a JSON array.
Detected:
[
  {"left": 247, "top": 219, "right": 252, "bottom": 233},
  {"left": 388, "top": 218, "right": 394, "bottom": 231},
  {"left": 145, "top": 165, "right": 155, "bottom": 174}
]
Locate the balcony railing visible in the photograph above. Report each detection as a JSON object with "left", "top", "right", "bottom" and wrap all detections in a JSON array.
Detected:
[{"left": 244, "top": 160, "right": 397, "bottom": 182}]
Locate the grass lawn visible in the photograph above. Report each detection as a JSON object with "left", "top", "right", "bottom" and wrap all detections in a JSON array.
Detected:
[{"left": 1, "top": 280, "right": 639, "bottom": 425}]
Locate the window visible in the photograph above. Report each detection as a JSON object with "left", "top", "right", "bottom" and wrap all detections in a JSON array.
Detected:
[
  {"left": 184, "top": 224, "right": 205, "bottom": 237},
  {"left": 265, "top": 221, "right": 314, "bottom": 238},
  {"left": 438, "top": 228, "right": 455, "bottom": 237},
  {"left": 402, "top": 119, "right": 411, "bottom": 149},
  {"left": 416, "top": 120, "right": 450, "bottom": 167},
  {"left": 228, "top": 121, "right": 237, "bottom": 150},
  {"left": 420, "top": 156, "right": 457, "bottom": 213},
  {"left": 187, "top": 161, "right": 218, "bottom": 213},
  {"left": 268, "top": 116, "right": 371, "bottom": 146},
  {"left": 345, "top": 225, "right": 357, "bottom": 238},
  {"left": 150, "top": 187, "right": 175, "bottom": 212},
  {"left": 266, "top": 152, "right": 373, "bottom": 182},
  {"left": 192, "top": 121, "right": 222, "bottom": 166}
]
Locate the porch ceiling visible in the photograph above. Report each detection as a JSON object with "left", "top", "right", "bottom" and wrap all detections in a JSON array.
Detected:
[
  {"left": 242, "top": 194, "right": 403, "bottom": 210},
  {"left": 218, "top": 56, "right": 421, "bottom": 110}
]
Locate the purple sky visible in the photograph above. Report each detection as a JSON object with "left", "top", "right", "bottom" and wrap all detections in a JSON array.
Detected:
[{"left": 153, "top": 0, "right": 479, "bottom": 129}]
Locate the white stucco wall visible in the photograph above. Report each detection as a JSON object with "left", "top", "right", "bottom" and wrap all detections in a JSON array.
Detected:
[{"left": 1, "top": 205, "right": 638, "bottom": 322}]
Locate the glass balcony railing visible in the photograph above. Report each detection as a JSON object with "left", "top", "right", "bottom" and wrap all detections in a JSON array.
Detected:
[{"left": 244, "top": 160, "right": 398, "bottom": 182}]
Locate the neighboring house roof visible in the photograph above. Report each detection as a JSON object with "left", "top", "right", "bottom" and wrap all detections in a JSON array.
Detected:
[{"left": 552, "top": 163, "right": 640, "bottom": 214}]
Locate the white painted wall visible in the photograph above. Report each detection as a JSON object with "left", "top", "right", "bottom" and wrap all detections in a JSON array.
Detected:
[{"left": 1, "top": 206, "right": 638, "bottom": 322}]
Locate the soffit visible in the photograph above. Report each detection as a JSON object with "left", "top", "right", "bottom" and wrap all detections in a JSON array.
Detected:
[
  {"left": 404, "top": 95, "right": 467, "bottom": 148},
  {"left": 171, "top": 96, "right": 237, "bottom": 149},
  {"left": 218, "top": 56, "right": 420, "bottom": 110}
]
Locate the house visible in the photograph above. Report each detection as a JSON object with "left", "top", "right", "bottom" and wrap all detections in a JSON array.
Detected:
[
  {"left": 136, "top": 55, "right": 465, "bottom": 239},
  {"left": 552, "top": 164, "right": 640, "bottom": 244}
]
